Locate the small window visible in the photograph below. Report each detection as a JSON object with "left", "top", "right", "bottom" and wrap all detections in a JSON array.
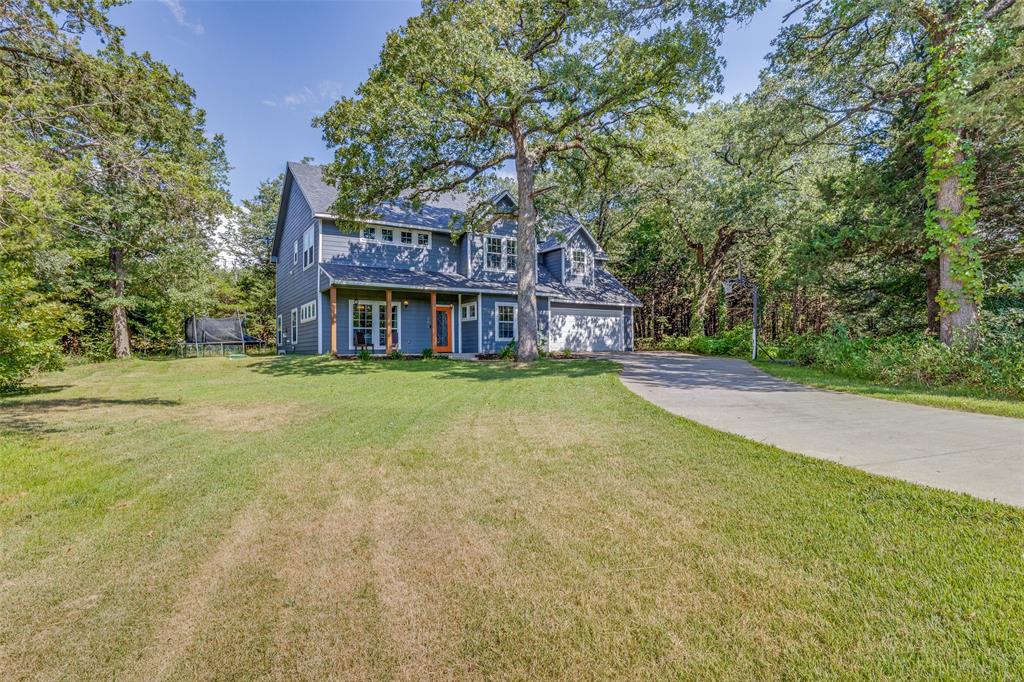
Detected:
[
  {"left": 290, "top": 309, "right": 298, "bottom": 344},
  {"left": 381, "top": 228, "right": 394, "bottom": 242},
  {"left": 292, "top": 240, "right": 298, "bottom": 265},
  {"left": 571, "top": 249, "right": 589, "bottom": 278},
  {"left": 417, "top": 232, "right": 429, "bottom": 246},
  {"left": 485, "top": 236, "right": 503, "bottom": 270},
  {"left": 302, "top": 226, "right": 315, "bottom": 269},
  {"left": 505, "top": 238, "right": 517, "bottom": 271},
  {"left": 400, "top": 231, "right": 412, "bottom": 245},
  {"left": 299, "top": 300, "right": 316, "bottom": 323},
  {"left": 362, "top": 226, "right": 376, "bottom": 240},
  {"left": 461, "top": 302, "right": 477, "bottom": 321},
  {"left": 496, "top": 303, "right": 516, "bottom": 341}
]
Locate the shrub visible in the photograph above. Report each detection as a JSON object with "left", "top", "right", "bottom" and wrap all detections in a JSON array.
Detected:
[
  {"left": 389, "top": 349, "right": 404, "bottom": 360},
  {"left": 561, "top": 347, "right": 572, "bottom": 359},
  {"left": 356, "top": 348, "right": 372, "bottom": 362},
  {"left": 780, "top": 317, "right": 1024, "bottom": 398},
  {"left": 421, "top": 348, "right": 434, "bottom": 359},
  {"left": 498, "top": 341, "right": 517, "bottom": 360}
]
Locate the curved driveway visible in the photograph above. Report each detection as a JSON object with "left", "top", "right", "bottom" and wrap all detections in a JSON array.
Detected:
[{"left": 612, "top": 352, "right": 1024, "bottom": 507}]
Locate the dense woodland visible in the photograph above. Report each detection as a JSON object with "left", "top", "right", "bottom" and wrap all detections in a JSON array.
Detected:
[{"left": 2, "top": 0, "right": 1022, "bottom": 394}]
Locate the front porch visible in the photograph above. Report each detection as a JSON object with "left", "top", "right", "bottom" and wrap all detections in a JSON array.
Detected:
[{"left": 325, "top": 285, "right": 478, "bottom": 357}]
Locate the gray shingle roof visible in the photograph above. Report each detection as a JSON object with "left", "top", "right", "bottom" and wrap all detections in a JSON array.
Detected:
[
  {"left": 289, "top": 161, "right": 473, "bottom": 230},
  {"left": 537, "top": 215, "right": 608, "bottom": 259}
]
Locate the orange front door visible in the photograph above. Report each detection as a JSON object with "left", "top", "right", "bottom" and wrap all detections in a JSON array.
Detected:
[{"left": 433, "top": 305, "right": 453, "bottom": 353}]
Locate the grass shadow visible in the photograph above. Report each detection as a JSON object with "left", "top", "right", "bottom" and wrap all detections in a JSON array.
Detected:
[
  {"left": 247, "top": 354, "right": 617, "bottom": 382},
  {"left": 0, "top": 397, "right": 182, "bottom": 435}
]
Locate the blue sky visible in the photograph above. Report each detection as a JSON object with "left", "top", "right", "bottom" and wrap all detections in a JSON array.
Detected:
[{"left": 107, "top": 1, "right": 796, "bottom": 202}]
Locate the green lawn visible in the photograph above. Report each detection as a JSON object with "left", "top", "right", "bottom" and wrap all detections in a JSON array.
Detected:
[
  {"left": 755, "top": 360, "right": 1024, "bottom": 419},
  {"left": 2, "top": 357, "right": 1022, "bottom": 679}
]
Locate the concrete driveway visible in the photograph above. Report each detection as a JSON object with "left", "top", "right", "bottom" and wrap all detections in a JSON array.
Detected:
[{"left": 611, "top": 352, "right": 1024, "bottom": 507}]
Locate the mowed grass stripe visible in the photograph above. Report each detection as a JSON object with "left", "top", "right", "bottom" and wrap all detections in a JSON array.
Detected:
[{"left": 1, "top": 356, "right": 1022, "bottom": 679}]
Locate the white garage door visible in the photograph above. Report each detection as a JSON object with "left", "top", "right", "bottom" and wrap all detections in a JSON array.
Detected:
[{"left": 549, "top": 306, "right": 623, "bottom": 352}]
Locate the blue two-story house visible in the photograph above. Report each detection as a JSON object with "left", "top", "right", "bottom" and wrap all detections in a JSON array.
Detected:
[{"left": 271, "top": 162, "right": 640, "bottom": 356}]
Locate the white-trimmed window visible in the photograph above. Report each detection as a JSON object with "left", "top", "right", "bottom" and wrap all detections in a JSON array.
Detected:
[
  {"left": 461, "top": 301, "right": 477, "bottom": 321},
  {"left": 496, "top": 302, "right": 517, "bottom": 341},
  {"left": 290, "top": 308, "right": 298, "bottom": 344},
  {"left": 485, "top": 236, "right": 517, "bottom": 271},
  {"left": 349, "top": 300, "right": 401, "bottom": 349},
  {"left": 485, "top": 236, "right": 503, "bottom": 270},
  {"left": 570, "top": 248, "right": 590, "bottom": 279},
  {"left": 299, "top": 300, "right": 316, "bottom": 323},
  {"left": 360, "top": 225, "right": 430, "bottom": 248},
  {"left": 302, "top": 226, "right": 315, "bottom": 269},
  {"left": 292, "top": 240, "right": 298, "bottom": 266},
  {"left": 276, "top": 314, "right": 283, "bottom": 346}
]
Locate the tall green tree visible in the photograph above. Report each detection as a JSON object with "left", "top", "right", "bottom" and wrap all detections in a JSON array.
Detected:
[
  {"left": 317, "top": 0, "right": 763, "bottom": 361},
  {"left": 220, "top": 175, "right": 284, "bottom": 342},
  {"left": 766, "top": 0, "right": 1022, "bottom": 344}
]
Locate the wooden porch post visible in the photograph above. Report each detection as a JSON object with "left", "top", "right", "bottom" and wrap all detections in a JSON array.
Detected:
[
  {"left": 330, "top": 287, "right": 337, "bottom": 356},
  {"left": 430, "top": 291, "right": 437, "bottom": 351},
  {"left": 385, "top": 289, "right": 393, "bottom": 354}
]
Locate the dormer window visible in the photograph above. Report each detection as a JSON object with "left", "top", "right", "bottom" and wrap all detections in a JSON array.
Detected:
[
  {"left": 417, "top": 233, "right": 429, "bottom": 246},
  {"left": 362, "top": 226, "right": 376, "bottom": 240},
  {"left": 400, "top": 231, "right": 412, "bottom": 245},
  {"left": 381, "top": 228, "right": 394, "bottom": 242},
  {"left": 570, "top": 249, "right": 590, "bottom": 279}
]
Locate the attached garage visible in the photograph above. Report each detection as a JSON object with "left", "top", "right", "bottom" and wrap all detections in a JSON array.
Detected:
[{"left": 548, "top": 304, "right": 624, "bottom": 352}]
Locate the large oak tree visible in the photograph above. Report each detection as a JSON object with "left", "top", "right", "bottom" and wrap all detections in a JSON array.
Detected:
[{"left": 317, "top": 0, "right": 763, "bottom": 360}]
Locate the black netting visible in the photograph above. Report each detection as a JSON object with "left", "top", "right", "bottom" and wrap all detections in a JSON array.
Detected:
[{"left": 184, "top": 317, "right": 259, "bottom": 344}]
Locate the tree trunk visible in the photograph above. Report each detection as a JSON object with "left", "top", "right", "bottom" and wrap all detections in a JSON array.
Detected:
[
  {"left": 512, "top": 124, "right": 539, "bottom": 362},
  {"left": 935, "top": 148, "right": 978, "bottom": 346},
  {"left": 925, "top": 260, "right": 940, "bottom": 335},
  {"left": 109, "top": 246, "right": 131, "bottom": 359}
]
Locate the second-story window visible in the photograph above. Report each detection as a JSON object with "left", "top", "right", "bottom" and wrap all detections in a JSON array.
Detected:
[
  {"left": 505, "top": 238, "right": 517, "bottom": 271},
  {"left": 401, "top": 231, "right": 412, "bottom": 245},
  {"left": 486, "top": 237, "right": 503, "bottom": 270},
  {"left": 417, "top": 233, "right": 429, "bottom": 246},
  {"left": 302, "top": 226, "right": 315, "bottom": 269},
  {"left": 362, "top": 226, "right": 376, "bottom": 240},
  {"left": 570, "top": 249, "right": 590, "bottom": 279},
  {"left": 381, "top": 228, "right": 394, "bottom": 242}
]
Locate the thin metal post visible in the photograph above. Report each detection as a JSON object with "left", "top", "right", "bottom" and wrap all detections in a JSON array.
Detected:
[{"left": 751, "top": 283, "right": 759, "bottom": 361}]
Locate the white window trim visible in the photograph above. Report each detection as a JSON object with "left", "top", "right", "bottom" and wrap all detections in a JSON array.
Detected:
[
  {"left": 483, "top": 234, "right": 516, "bottom": 272},
  {"left": 347, "top": 299, "right": 402, "bottom": 350},
  {"left": 299, "top": 299, "right": 317, "bottom": 323},
  {"left": 292, "top": 240, "right": 298, "bottom": 266},
  {"left": 461, "top": 301, "right": 477, "bottom": 321},
  {"left": 302, "top": 225, "right": 315, "bottom": 270},
  {"left": 290, "top": 308, "right": 298, "bottom": 344},
  {"left": 276, "top": 314, "right": 283, "bottom": 346},
  {"left": 358, "top": 224, "right": 431, "bottom": 249},
  {"left": 570, "top": 248, "right": 591, "bottom": 279},
  {"left": 495, "top": 301, "right": 518, "bottom": 342}
]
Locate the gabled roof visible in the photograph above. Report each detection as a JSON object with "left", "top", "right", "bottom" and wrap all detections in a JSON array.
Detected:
[
  {"left": 273, "top": 161, "right": 609, "bottom": 260},
  {"left": 288, "top": 161, "right": 474, "bottom": 228},
  {"left": 537, "top": 216, "right": 608, "bottom": 259}
]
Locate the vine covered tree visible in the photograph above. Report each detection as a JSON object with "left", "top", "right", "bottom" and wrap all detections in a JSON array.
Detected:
[
  {"left": 317, "top": 0, "right": 764, "bottom": 361},
  {"left": 767, "top": 0, "right": 1022, "bottom": 344}
]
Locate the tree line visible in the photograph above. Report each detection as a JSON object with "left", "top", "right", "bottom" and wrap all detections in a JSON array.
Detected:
[{"left": 3, "top": 0, "right": 1021, "bottom": 387}]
